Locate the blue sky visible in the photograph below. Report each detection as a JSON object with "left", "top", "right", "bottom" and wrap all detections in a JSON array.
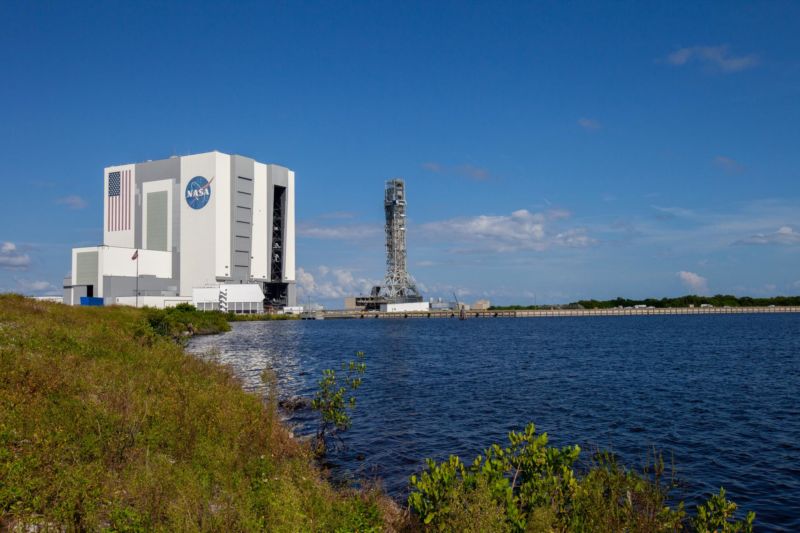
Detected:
[{"left": 1, "top": 1, "right": 798, "bottom": 306}]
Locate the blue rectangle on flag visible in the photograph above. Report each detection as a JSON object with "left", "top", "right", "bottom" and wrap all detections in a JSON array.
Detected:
[{"left": 108, "top": 171, "right": 121, "bottom": 197}]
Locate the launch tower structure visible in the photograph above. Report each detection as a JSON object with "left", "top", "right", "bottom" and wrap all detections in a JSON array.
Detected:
[{"left": 382, "top": 179, "right": 422, "bottom": 302}]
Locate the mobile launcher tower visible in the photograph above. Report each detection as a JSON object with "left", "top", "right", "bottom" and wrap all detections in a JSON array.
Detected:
[{"left": 381, "top": 179, "right": 423, "bottom": 304}]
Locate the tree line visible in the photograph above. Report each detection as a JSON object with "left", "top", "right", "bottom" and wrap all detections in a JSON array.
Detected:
[{"left": 573, "top": 294, "right": 800, "bottom": 309}]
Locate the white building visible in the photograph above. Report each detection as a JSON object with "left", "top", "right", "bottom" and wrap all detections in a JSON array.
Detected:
[
  {"left": 380, "top": 301, "right": 430, "bottom": 313},
  {"left": 64, "top": 151, "right": 296, "bottom": 310}
]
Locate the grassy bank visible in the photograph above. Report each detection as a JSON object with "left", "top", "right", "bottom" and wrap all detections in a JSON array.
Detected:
[{"left": 0, "top": 295, "right": 386, "bottom": 531}]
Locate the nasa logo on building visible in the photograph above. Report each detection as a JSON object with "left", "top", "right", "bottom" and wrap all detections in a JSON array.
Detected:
[{"left": 185, "top": 176, "right": 212, "bottom": 209}]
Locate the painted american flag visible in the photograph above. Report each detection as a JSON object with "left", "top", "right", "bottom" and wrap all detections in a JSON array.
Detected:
[{"left": 107, "top": 170, "right": 131, "bottom": 231}]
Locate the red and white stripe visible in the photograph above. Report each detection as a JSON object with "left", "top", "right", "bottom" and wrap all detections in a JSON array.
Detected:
[{"left": 108, "top": 169, "right": 131, "bottom": 232}]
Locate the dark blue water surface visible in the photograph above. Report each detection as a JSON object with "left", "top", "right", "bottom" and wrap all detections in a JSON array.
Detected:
[{"left": 188, "top": 314, "right": 800, "bottom": 530}]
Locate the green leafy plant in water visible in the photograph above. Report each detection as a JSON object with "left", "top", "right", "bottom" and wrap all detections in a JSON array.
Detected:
[
  {"left": 311, "top": 351, "right": 366, "bottom": 454},
  {"left": 409, "top": 424, "right": 753, "bottom": 532},
  {"left": 409, "top": 423, "right": 580, "bottom": 531},
  {"left": 693, "top": 488, "right": 755, "bottom": 533}
]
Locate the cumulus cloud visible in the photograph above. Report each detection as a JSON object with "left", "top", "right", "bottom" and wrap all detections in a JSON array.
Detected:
[
  {"left": 421, "top": 209, "right": 594, "bottom": 253},
  {"left": 677, "top": 271, "right": 709, "bottom": 294},
  {"left": 0, "top": 242, "right": 31, "bottom": 269},
  {"left": 297, "top": 223, "right": 381, "bottom": 240},
  {"left": 713, "top": 156, "right": 745, "bottom": 174},
  {"left": 665, "top": 45, "right": 759, "bottom": 73},
  {"left": 735, "top": 226, "right": 800, "bottom": 246},
  {"left": 15, "top": 278, "right": 57, "bottom": 294},
  {"left": 296, "top": 266, "right": 381, "bottom": 301},
  {"left": 578, "top": 118, "right": 602, "bottom": 130},
  {"left": 56, "top": 195, "right": 88, "bottom": 209},
  {"left": 421, "top": 162, "right": 493, "bottom": 181}
]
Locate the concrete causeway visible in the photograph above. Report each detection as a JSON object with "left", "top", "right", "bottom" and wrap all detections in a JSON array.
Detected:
[{"left": 321, "top": 306, "right": 800, "bottom": 319}]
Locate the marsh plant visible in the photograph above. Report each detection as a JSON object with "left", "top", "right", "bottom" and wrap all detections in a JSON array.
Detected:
[
  {"left": 408, "top": 423, "right": 754, "bottom": 532},
  {"left": 311, "top": 351, "right": 366, "bottom": 455}
]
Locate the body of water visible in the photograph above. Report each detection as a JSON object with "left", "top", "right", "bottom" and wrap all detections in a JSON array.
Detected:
[{"left": 188, "top": 314, "right": 800, "bottom": 530}]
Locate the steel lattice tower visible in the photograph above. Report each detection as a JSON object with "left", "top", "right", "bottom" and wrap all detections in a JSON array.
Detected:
[{"left": 383, "top": 179, "right": 421, "bottom": 301}]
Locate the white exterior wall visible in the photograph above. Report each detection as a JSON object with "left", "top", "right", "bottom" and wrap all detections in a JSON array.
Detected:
[
  {"left": 179, "top": 153, "right": 221, "bottom": 295},
  {"left": 114, "top": 296, "right": 191, "bottom": 308},
  {"left": 192, "top": 284, "right": 265, "bottom": 303},
  {"left": 142, "top": 179, "right": 173, "bottom": 251},
  {"left": 100, "top": 247, "right": 172, "bottom": 279},
  {"left": 192, "top": 287, "right": 222, "bottom": 304},
  {"left": 285, "top": 170, "right": 296, "bottom": 281},
  {"left": 381, "top": 301, "right": 431, "bottom": 313},
  {"left": 103, "top": 164, "right": 135, "bottom": 248},
  {"left": 251, "top": 162, "right": 269, "bottom": 280}
]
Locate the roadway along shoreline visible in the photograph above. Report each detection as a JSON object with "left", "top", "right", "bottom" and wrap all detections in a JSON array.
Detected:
[{"left": 319, "top": 306, "right": 800, "bottom": 319}]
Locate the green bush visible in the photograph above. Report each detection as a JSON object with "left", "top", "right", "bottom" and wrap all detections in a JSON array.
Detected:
[
  {"left": 409, "top": 424, "right": 754, "bottom": 532},
  {"left": 311, "top": 351, "right": 366, "bottom": 454},
  {"left": 693, "top": 488, "right": 754, "bottom": 533},
  {"left": 144, "top": 303, "right": 230, "bottom": 340}
]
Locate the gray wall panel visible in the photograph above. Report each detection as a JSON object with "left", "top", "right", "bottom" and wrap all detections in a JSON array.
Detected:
[
  {"left": 75, "top": 251, "right": 98, "bottom": 287},
  {"left": 146, "top": 191, "right": 168, "bottom": 251},
  {"left": 230, "top": 156, "right": 255, "bottom": 283}
]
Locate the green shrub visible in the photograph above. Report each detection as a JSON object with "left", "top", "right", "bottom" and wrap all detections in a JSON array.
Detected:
[
  {"left": 144, "top": 303, "right": 230, "bottom": 341},
  {"left": 693, "top": 488, "right": 755, "bottom": 533},
  {"left": 311, "top": 351, "right": 366, "bottom": 454},
  {"left": 409, "top": 424, "right": 753, "bottom": 532}
]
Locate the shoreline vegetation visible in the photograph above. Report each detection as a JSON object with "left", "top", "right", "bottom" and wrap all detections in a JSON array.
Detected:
[
  {"left": 0, "top": 296, "right": 389, "bottom": 531},
  {"left": 1, "top": 295, "right": 755, "bottom": 531},
  {"left": 490, "top": 294, "right": 800, "bottom": 311}
]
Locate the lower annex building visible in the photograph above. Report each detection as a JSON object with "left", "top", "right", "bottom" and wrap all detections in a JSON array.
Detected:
[{"left": 63, "top": 151, "right": 296, "bottom": 311}]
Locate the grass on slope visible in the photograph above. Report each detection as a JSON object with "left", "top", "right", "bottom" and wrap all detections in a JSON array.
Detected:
[{"left": 0, "top": 295, "right": 385, "bottom": 531}]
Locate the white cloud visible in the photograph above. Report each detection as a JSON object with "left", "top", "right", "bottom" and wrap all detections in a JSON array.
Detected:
[
  {"left": 665, "top": 45, "right": 759, "bottom": 73},
  {"left": 677, "top": 271, "right": 709, "bottom": 294},
  {"left": 297, "top": 223, "right": 381, "bottom": 240},
  {"left": 578, "top": 118, "right": 602, "bottom": 130},
  {"left": 421, "top": 208, "right": 594, "bottom": 253},
  {"left": 56, "top": 195, "right": 88, "bottom": 209},
  {"left": 296, "top": 266, "right": 381, "bottom": 302},
  {"left": 637, "top": 201, "right": 800, "bottom": 250},
  {"left": 735, "top": 226, "right": 800, "bottom": 246},
  {"left": 0, "top": 242, "right": 31, "bottom": 269},
  {"left": 15, "top": 278, "right": 57, "bottom": 294},
  {"left": 713, "top": 156, "right": 745, "bottom": 174}
]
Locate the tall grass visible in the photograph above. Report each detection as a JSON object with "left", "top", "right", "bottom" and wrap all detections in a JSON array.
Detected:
[{"left": 0, "top": 295, "right": 384, "bottom": 531}]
